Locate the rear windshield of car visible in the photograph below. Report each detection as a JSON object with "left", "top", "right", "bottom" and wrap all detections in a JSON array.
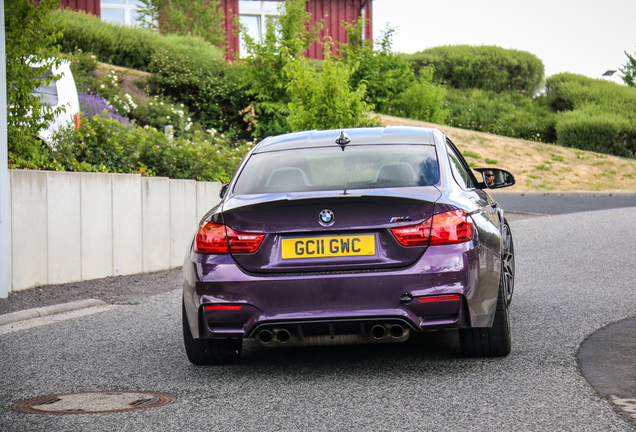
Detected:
[{"left": 233, "top": 145, "right": 439, "bottom": 194}]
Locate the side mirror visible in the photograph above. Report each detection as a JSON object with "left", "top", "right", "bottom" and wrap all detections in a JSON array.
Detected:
[
  {"left": 473, "top": 168, "right": 515, "bottom": 189},
  {"left": 219, "top": 183, "right": 229, "bottom": 199}
]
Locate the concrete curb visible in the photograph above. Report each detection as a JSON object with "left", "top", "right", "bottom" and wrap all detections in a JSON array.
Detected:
[
  {"left": 489, "top": 190, "right": 636, "bottom": 197},
  {"left": 0, "top": 299, "right": 106, "bottom": 326}
]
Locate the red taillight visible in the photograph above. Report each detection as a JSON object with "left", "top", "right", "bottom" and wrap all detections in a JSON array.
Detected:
[
  {"left": 430, "top": 210, "right": 473, "bottom": 245},
  {"left": 390, "top": 210, "right": 473, "bottom": 247},
  {"left": 75, "top": 113, "right": 81, "bottom": 129},
  {"left": 418, "top": 295, "right": 461, "bottom": 302},
  {"left": 204, "top": 305, "right": 243, "bottom": 310},
  {"left": 226, "top": 226, "right": 265, "bottom": 254},
  {"left": 390, "top": 219, "right": 432, "bottom": 246},
  {"left": 195, "top": 222, "right": 229, "bottom": 254},
  {"left": 195, "top": 222, "right": 265, "bottom": 254}
]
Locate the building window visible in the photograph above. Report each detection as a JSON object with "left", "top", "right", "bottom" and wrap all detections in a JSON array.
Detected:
[
  {"left": 101, "top": 0, "right": 145, "bottom": 26},
  {"left": 239, "top": 1, "right": 283, "bottom": 57}
]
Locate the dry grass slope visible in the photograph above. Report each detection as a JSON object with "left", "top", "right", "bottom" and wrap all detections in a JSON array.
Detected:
[{"left": 378, "top": 114, "right": 636, "bottom": 192}]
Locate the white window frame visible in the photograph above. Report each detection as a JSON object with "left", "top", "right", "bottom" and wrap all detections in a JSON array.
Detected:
[
  {"left": 238, "top": 1, "right": 283, "bottom": 57},
  {"left": 101, "top": 0, "right": 143, "bottom": 27}
]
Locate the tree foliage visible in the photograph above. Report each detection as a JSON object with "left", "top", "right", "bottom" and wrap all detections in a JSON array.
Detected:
[
  {"left": 286, "top": 40, "right": 375, "bottom": 131},
  {"left": 388, "top": 66, "right": 449, "bottom": 125},
  {"left": 620, "top": 49, "right": 636, "bottom": 87},
  {"left": 240, "top": 0, "right": 321, "bottom": 138},
  {"left": 5, "top": 0, "right": 64, "bottom": 152},
  {"left": 340, "top": 21, "right": 413, "bottom": 114},
  {"left": 137, "top": 0, "right": 226, "bottom": 48}
]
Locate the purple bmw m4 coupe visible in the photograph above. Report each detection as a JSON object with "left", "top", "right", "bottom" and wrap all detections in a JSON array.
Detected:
[{"left": 182, "top": 127, "right": 516, "bottom": 364}]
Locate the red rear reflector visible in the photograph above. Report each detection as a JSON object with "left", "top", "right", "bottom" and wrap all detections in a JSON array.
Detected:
[
  {"left": 430, "top": 210, "right": 473, "bottom": 245},
  {"left": 419, "top": 295, "right": 461, "bottom": 302},
  {"left": 204, "top": 305, "right": 243, "bottom": 310},
  {"left": 195, "top": 222, "right": 265, "bottom": 254},
  {"left": 75, "top": 113, "right": 81, "bottom": 129}
]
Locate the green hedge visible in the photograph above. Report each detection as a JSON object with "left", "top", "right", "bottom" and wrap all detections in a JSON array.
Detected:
[
  {"left": 546, "top": 73, "right": 636, "bottom": 156},
  {"left": 545, "top": 72, "right": 636, "bottom": 116},
  {"left": 56, "top": 9, "right": 224, "bottom": 71},
  {"left": 445, "top": 88, "right": 556, "bottom": 141},
  {"left": 555, "top": 109, "right": 635, "bottom": 158},
  {"left": 404, "top": 45, "right": 545, "bottom": 95}
]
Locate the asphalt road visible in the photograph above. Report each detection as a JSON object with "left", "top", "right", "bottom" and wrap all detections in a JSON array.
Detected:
[
  {"left": 492, "top": 194, "right": 636, "bottom": 215},
  {"left": 1, "top": 207, "right": 636, "bottom": 431}
]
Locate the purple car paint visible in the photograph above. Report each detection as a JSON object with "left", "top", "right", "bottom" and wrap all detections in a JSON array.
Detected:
[{"left": 182, "top": 127, "right": 516, "bottom": 364}]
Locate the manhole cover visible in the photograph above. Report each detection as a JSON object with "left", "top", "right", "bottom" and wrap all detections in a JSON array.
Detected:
[{"left": 13, "top": 391, "right": 174, "bottom": 415}]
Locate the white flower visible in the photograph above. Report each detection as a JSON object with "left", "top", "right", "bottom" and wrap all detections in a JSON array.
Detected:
[
  {"left": 166, "top": 115, "right": 170, "bottom": 119},
  {"left": 100, "top": 84, "right": 105, "bottom": 88}
]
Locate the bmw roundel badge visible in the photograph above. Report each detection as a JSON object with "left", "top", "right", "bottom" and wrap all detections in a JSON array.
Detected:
[{"left": 319, "top": 209, "right": 335, "bottom": 225}]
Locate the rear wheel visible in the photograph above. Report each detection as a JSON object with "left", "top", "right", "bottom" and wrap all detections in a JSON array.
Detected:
[
  {"left": 459, "top": 260, "right": 512, "bottom": 357},
  {"left": 182, "top": 300, "right": 243, "bottom": 365},
  {"left": 501, "top": 218, "right": 515, "bottom": 305}
]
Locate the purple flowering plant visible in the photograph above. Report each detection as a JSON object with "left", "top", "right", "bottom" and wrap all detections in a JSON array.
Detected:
[{"left": 79, "top": 91, "right": 130, "bottom": 125}]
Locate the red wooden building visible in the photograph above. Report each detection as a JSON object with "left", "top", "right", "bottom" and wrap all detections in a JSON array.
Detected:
[{"left": 59, "top": 0, "right": 373, "bottom": 61}]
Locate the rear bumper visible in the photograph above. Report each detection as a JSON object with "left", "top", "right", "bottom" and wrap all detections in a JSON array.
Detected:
[{"left": 183, "top": 241, "right": 499, "bottom": 339}]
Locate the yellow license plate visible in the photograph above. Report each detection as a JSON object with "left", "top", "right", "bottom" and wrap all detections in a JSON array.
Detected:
[{"left": 281, "top": 235, "right": 375, "bottom": 259}]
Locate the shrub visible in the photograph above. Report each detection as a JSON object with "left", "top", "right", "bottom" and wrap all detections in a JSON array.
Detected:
[
  {"left": 11, "top": 113, "right": 253, "bottom": 182},
  {"left": 386, "top": 66, "right": 449, "bottom": 124},
  {"left": 285, "top": 40, "right": 377, "bottom": 131},
  {"left": 545, "top": 73, "right": 636, "bottom": 156},
  {"left": 445, "top": 88, "right": 556, "bottom": 141},
  {"left": 147, "top": 48, "right": 249, "bottom": 138},
  {"left": 131, "top": 96, "right": 195, "bottom": 137},
  {"left": 555, "top": 108, "right": 636, "bottom": 158},
  {"left": 340, "top": 21, "right": 413, "bottom": 114},
  {"left": 56, "top": 9, "right": 224, "bottom": 71},
  {"left": 545, "top": 72, "right": 636, "bottom": 116},
  {"left": 405, "top": 45, "right": 545, "bottom": 95}
]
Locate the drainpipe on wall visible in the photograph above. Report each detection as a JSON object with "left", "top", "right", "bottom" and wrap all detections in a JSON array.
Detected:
[{"left": 0, "top": 0, "right": 9, "bottom": 298}]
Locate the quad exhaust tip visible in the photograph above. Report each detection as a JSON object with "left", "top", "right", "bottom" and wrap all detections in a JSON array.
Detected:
[
  {"left": 389, "top": 324, "right": 405, "bottom": 339},
  {"left": 275, "top": 329, "right": 291, "bottom": 343},
  {"left": 257, "top": 329, "right": 273, "bottom": 344},
  {"left": 371, "top": 325, "right": 387, "bottom": 340}
]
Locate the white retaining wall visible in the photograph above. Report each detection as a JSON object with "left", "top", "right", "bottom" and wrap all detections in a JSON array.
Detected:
[{"left": 7, "top": 170, "right": 222, "bottom": 292}]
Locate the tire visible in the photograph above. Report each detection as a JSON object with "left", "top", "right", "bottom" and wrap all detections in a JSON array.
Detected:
[
  {"left": 459, "top": 258, "right": 512, "bottom": 357},
  {"left": 501, "top": 218, "right": 515, "bottom": 305},
  {"left": 182, "top": 300, "right": 243, "bottom": 365}
]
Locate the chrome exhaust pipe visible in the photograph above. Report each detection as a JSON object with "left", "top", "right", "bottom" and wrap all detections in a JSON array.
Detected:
[
  {"left": 258, "top": 329, "right": 273, "bottom": 344},
  {"left": 371, "top": 325, "right": 387, "bottom": 340},
  {"left": 389, "top": 324, "right": 404, "bottom": 339},
  {"left": 275, "top": 329, "right": 291, "bottom": 343}
]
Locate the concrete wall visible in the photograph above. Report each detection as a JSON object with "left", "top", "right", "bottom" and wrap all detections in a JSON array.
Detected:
[{"left": 8, "top": 170, "right": 222, "bottom": 292}]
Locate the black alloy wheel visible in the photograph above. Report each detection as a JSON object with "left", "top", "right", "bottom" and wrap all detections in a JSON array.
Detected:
[{"left": 501, "top": 218, "right": 515, "bottom": 305}]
